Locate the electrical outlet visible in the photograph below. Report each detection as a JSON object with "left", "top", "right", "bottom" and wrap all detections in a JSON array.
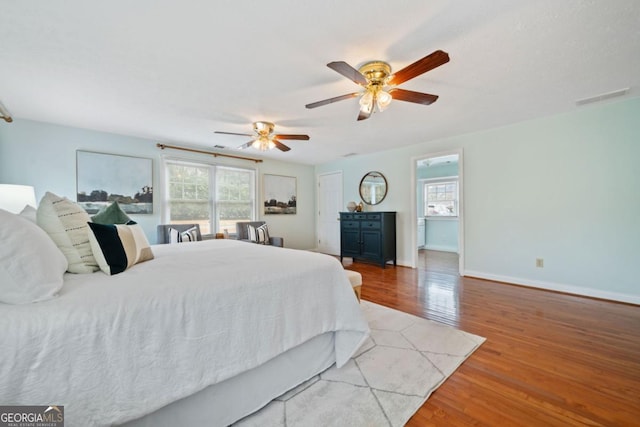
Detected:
[{"left": 536, "top": 258, "right": 544, "bottom": 268}]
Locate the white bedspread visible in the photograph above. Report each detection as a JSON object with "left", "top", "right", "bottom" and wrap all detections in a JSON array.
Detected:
[{"left": 0, "top": 240, "right": 369, "bottom": 426}]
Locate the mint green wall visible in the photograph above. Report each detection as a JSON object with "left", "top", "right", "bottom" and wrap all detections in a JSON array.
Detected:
[
  {"left": 316, "top": 97, "right": 640, "bottom": 304},
  {"left": 3, "top": 97, "right": 638, "bottom": 303},
  {"left": 424, "top": 218, "right": 458, "bottom": 252},
  {"left": 417, "top": 162, "right": 459, "bottom": 252},
  {"left": 0, "top": 119, "right": 316, "bottom": 248}
]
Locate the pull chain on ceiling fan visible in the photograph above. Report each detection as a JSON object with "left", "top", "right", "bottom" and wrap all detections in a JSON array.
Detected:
[
  {"left": 305, "top": 50, "right": 450, "bottom": 121},
  {"left": 214, "top": 121, "right": 310, "bottom": 152}
]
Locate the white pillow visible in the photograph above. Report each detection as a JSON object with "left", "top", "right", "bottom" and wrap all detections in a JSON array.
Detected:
[
  {"left": 19, "top": 205, "right": 37, "bottom": 223},
  {"left": 0, "top": 209, "right": 68, "bottom": 304},
  {"left": 169, "top": 227, "right": 180, "bottom": 244},
  {"left": 36, "top": 192, "right": 99, "bottom": 274}
]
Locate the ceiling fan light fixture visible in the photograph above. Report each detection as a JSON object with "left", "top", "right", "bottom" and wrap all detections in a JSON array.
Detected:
[
  {"left": 359, "top": 87, "right": 391, "bottom": 113},
  {"left": 359, "top": 90, "right": 374, "bottom": 111},
  {"left": 306, "top": 51, "right": 449, "bottom": 121},
  {"left": 215, "top": 121, "right": 309, "bottom": 152},
  {"left": 376, "top": 89, "right": 392, "bottom": 111},
  {"left": 252, "top": 136, "right": 275, "bottom": 151}
]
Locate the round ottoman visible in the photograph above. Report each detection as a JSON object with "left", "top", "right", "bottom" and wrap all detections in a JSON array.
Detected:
[{"left": 344, "top": 269, "right": 362, "bottom": 302}]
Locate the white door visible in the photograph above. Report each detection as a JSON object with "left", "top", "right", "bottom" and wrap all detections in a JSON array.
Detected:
[{"left": 317, "top": 172, "right": 342, "bottom": 255}]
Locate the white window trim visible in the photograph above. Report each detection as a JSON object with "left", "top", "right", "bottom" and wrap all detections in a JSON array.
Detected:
[
  {"left": 161, "top": 155, "right": 258, "bottom": 234},
  {"left": 423, "top": 175, "right": 459, "bottom": 218}
]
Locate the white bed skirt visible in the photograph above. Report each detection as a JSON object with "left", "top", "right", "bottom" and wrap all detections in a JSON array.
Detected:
[{"left": 123, "top": 332, "right": 336, "bottom": 427}]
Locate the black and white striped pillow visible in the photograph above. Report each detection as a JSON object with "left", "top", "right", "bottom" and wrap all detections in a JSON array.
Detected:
[
  {"left": 180, "top": 226, "right": 199, "bottom": 242},
  {"left": 168, "top": 226, "right": 199, "bottom": 244},
  {"left": 247, "top": 224, "right": 270, "bottom": 244}
]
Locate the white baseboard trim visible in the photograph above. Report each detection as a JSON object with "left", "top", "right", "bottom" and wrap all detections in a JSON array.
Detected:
[
  {"left": 338, "top": 257, "right": 411, "bottom": 269},
  {"left": 464, "top": 270, "right": 640, "bottom": 305},
  {"left": 396, "top": 259, "right": 411, "bottom": 268},
  {"left": 308, "top": 247, "right": 339, "bottom": 255},
  {"left": 424, "top": 244, "right": 458, "bottom": 253}
]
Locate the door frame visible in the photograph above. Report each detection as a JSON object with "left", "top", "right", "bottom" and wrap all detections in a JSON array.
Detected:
[
  {"left": 316, "top": 170, "right": 343, "bottom": 254},
  {"left": 409, "top": 148, "right": 464, "bottom": 275}
]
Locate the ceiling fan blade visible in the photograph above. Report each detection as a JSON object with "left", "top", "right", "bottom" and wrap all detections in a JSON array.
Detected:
[
  {"left": 389, "top": 50, "right": 450, "bottom": 85},
  {"left": 327, "top": 61, "right": 368, "bottom": 86},
  {"left": 274, "top": 134, "right": 310, "bottom": 140},
  {"left": 238, "top": 140, "right": 255, "bottom": 149},
  {"left": 389, "top": 88, "right": 439, "bottom": 105},
  {"left": 272, "top": 139, "right": 291, "bottom": 152},
  {"left": 305, "top": 92, "right": 360, "bottom": 109},
  {"left": 215, "top": 131, "right": 254, "bottom": 137},
  {"left": 357, "top": 104, "right": 372, "bottom": 121}
]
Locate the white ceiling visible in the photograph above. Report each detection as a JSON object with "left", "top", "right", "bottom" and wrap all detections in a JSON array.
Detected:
[{"left": 1, "top": 0, "right": 639, "bottom": 165}]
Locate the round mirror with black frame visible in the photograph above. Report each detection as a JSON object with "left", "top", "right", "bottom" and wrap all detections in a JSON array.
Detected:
[{"left": 359, "top": 171, "right": 388, "bottom": 205}]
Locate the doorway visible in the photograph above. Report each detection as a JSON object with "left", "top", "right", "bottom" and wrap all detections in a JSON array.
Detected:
[{"left": 411, "top": 149, "right": 464, "bottom": 275}]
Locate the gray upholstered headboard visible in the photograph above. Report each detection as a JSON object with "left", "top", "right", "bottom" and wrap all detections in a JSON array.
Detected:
[{"left": 156, "top": 224, "right": 202, "bottom": 244}]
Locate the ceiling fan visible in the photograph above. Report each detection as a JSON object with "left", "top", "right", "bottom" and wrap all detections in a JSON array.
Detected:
[
  {"left": 214, "top": 121, "right": 310, "bottom": 152},
  {"left": 305, "top": 50, "right": 450, "bottom": 121}
]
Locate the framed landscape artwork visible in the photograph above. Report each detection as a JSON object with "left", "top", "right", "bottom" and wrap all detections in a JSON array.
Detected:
[
  {"left": 76, "top": 150, "right": 153, "bottom": 214},
  {"left": 263, "top": 174, "right": 296, "bottom": 215}
]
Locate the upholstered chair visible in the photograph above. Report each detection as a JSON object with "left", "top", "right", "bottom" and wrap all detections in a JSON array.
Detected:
[{"left": 235, "top": 221, "right": 283, "bottom": 247}]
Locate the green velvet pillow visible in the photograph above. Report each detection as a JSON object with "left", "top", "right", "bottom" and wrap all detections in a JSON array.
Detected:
[{"left": 91, "top": 201, "right": 132, "bottom": 225}]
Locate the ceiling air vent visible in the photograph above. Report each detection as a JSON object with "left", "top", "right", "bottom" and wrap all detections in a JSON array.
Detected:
[
  {"left": 214, "top": 145, "right": 226, "bottom": 149},
  {"left": 576, "top": 88, "right": 630, "bottom": 106}
]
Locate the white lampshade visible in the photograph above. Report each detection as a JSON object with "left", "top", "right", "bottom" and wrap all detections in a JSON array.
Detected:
[
  {"left": 0, "top": 184, "right": 37, "bottom": 213},
  {"left": 252, "top": 136, "right": 276, "bottom": 151},
  {"left": 359, "top": 90, "right": 374, "bottom": 112},
  {"left": 376, "top": 90, "right": 392, "bottom": 111}
]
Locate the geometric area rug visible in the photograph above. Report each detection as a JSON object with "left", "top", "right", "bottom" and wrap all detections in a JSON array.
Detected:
[{"left": 234, "top": 301, "right": 486, "bottom": 427}]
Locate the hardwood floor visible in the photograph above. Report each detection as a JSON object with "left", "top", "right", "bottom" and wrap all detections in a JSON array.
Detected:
[{"left": 343, "top": 250, "right": 640, "bottom": 426}]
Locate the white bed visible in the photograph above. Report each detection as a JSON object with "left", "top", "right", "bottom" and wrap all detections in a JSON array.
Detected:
[{"left": 0, "top": 239, "right": 369, "bottom": 426}]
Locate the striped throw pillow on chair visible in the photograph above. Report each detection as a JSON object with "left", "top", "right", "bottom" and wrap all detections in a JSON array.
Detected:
[{"left": 248, "top": 224, "right": 270, "bottom": 244}]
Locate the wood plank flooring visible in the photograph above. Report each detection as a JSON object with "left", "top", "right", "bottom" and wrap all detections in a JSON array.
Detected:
[{"left": 343, "top": 250, "right": 640, "bottom": 426}]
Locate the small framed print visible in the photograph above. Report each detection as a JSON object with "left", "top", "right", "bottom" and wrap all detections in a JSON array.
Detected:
[{"left": 263, "top": 174, "right": 296, "bottom": 215}]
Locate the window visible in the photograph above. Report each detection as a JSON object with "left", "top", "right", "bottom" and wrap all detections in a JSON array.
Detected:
[
  {"left": 216, "top": 166, "right": 255, "bottom": 234},
  {"left": 424, "top": 179, "right": 458, "bottom": 217},
  {"left": 164, "top": 160, "right": 255, "bottom": 235}
]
